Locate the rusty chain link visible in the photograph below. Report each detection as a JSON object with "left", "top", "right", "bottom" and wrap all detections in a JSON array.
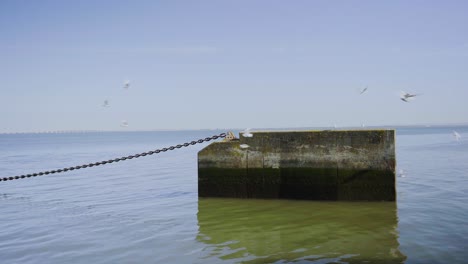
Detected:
[{"left": 1, "top": 133, "right": 226, "bottom": 182}]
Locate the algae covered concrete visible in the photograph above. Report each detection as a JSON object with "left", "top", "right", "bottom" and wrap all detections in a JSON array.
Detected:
[{"left": 198, "top": 130, "right": 396, "bottom": 201}]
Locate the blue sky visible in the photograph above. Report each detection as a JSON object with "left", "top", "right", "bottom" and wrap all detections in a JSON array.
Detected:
[{"left": 1, "top": 0, "right": 467, "bottom": 132}]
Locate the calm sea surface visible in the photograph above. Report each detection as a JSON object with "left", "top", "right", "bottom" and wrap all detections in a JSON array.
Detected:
[{"left": 1, "top": 127, "right": 467, "bottom": 263}]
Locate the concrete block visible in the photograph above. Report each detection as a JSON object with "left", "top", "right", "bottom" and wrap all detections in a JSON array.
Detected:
[{"left": 198, "top": 130, "right": 396, "bottom": 201}]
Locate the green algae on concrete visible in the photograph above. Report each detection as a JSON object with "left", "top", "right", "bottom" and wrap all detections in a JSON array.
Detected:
[{"left": 198, "top": 130, "right": 396, "bottom": 201}]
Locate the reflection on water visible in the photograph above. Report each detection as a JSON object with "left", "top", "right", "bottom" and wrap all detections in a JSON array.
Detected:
[{"left": 197, "top": 198, "right": 406, "bottom": 263}]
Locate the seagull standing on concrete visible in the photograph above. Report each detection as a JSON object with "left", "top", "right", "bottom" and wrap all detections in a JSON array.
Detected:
[
  {"left": 453, "top": 131, "right": 461, "bottom": 141},
  {"left": 241, "top": 128, "right": 253, "bottom": 137}
]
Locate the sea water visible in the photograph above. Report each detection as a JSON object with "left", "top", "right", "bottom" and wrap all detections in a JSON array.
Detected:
[{"left": 0, "top": 127, "right": 467, "bottom": 263}]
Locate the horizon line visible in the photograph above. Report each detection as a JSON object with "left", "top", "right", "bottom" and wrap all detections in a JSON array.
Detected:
[{"left": 1, "top": 122, "right": 467, "bottom": 135}]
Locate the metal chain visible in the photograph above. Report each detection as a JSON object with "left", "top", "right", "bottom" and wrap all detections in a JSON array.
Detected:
[{"left": 1, "top": 133, "right": 226, "bottom": 182}]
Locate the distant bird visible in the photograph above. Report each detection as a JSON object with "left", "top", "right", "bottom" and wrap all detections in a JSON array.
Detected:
[
  {"left": 453, "top": 131, "right": 461, "bottom": 141},
  {"left": 240, "top": 144, "right": 250, "bottom": 149},
  {"left": 102, "top": 100, "right": 109, "bottom": 107},
  {"left": 398, "top": 169, "right": 406, "bottom": 178},
  {"left": 241, "top": 128, "right": 253, "bottom": 137},
  {"left": 123, "top": 80, "right": 130, "bottom": 89},
  {"left": 400, "top": 91, "right": 421, "bottom": 102},
  {"left": 360, "top": 86, "right": 368, "bottom": 95},
  {"left": 120, "top": 120, "right": 129, "bottom": 127}
]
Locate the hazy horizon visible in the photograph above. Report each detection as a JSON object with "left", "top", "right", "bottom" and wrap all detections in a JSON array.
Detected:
[
  {"left": 1, "top": 1, "right": 467, "bottom": 133},
  {"left": 1, "top": 121, "right": 467, "bottom": 134}
]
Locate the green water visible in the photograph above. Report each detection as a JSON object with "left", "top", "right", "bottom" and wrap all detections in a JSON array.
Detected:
[{"left": 197, "top": 198, "right": 406, "bottom": 263}]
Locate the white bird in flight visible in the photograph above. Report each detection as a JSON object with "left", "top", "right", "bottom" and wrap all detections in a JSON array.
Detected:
[
  {"left": 453, "top": 131, "right": 461, "bottom": 141},
  {"left": 241, "top": 128, "right": 253, "bottom": 137},
  {"left": 398, "top": 169, "right": 406, "bottom": 178},
  {"left": 123, "top": 80, "right": 130, "bottom": 89},
  {"left": 120, "top": 120, "right": 129, "bottom": 127},
  {"left": 400, "top": 91, "right": 421, "bottom": 102},
  {"left": 240, "top": 144, "right": 250, "bottom": 149},
  {"left": 102, "top": 100, "right": 109, "bottom": 107},
  {"left": 360, "top": 86, "right": 368, "bottom": 95}
]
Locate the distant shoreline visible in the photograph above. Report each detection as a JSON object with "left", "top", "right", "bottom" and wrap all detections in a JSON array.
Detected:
[{"left": 1, "top": 123, "right": 467, "bottom": 135}]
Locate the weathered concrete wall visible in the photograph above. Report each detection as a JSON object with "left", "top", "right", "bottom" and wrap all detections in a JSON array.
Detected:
[{"left": 198, "top": 130, "right": 395, "bottom": 201}]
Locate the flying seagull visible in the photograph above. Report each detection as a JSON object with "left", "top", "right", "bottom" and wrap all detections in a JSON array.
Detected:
[
  {"left": 241, "top": 128, "right": 253, "bottom": 137},
  {"left": 120, "top": 120, "right": 129, "bottom": 127},
  {"left": 453, "top": 131, "right": 461, "bottom": 141},
  {"left": 360, "top": 86, "right": 368, "bottom": 95},
  {"left": 123, "top": 80, "right": 130, "bottom": 89},
  {"left": 102, "top": 100, "right": 109, "bottom": 107},
  {"left": 400, "top": 91, "right": 421, "bottom": 102},
  {"left": 398, "top": 169, "right": 406, "bottom": 178}
]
